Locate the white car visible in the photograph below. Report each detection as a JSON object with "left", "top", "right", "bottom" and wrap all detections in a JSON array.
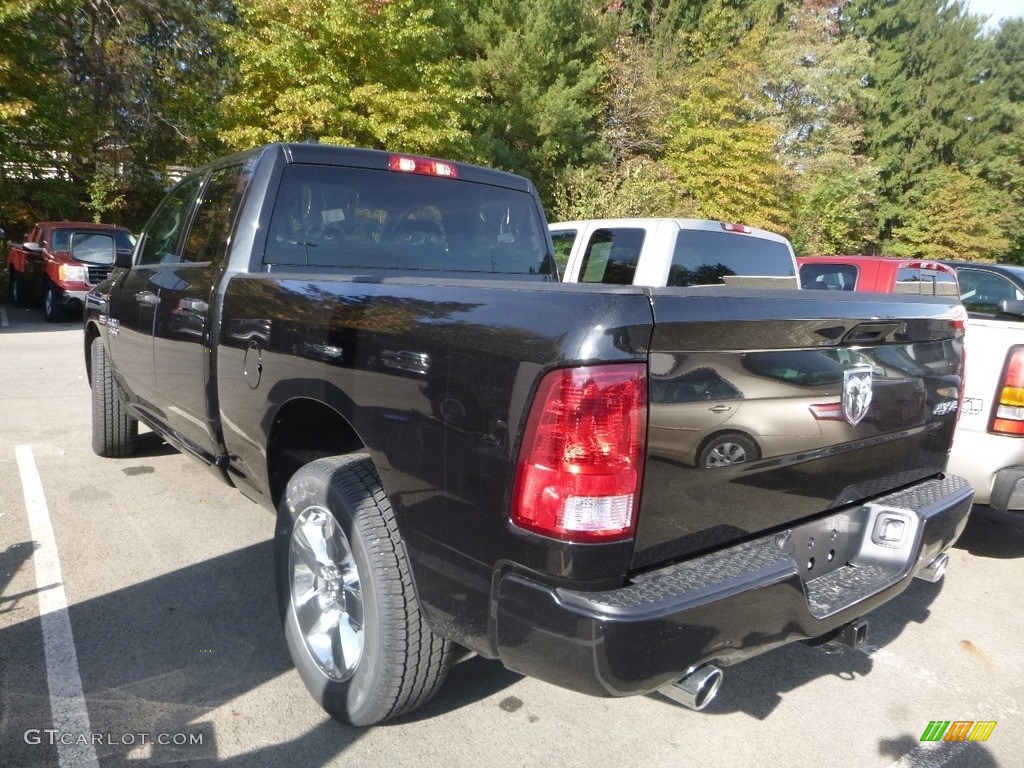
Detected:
[
  {"left": 942, "top": 260, "right": 1024, "bottom": 511},
  {"left": 550, "top": 218, "right": 799, "bottom": 288}
]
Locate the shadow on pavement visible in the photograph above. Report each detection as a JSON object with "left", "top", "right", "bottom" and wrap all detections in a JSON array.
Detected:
[
  {"left": 660, "top": 577, "right": 943, "bottom": 721},
  {"left": 0, "top": 541, "right": 38, "bottom": 615},
  {"left": 879, "top": 733, "right": 999, "bottom": 767},
  {"left": 0, "top": 303, "right": 84, "bottom": 334},
  {"left": 954, "top": 505, "right": 1024, "bottom": 559},
  {"left": 1, "top": 537, "right": 521, "bottom": 766}
]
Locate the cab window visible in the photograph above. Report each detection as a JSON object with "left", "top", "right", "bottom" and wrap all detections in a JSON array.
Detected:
[
  {"left": 957, "top": 268, "right": 1024, "bottom": 315},
  {"left": 180, "top": 164, "right": 251, "bottom": 266},
  {"left": 577, "top": 228, "right": 645, "bottom": 284},
  {"left": 894, "top": 266, "right": 959, "bottom": 296},
  {"left": 137, "top": 178, "right": 203, "bottom": 266},
  {"left": 550, "top": 230, "right": 576, "bottom": 274},
  {"left": 799, "top": 263, "right": 857, "bottom": 291}
]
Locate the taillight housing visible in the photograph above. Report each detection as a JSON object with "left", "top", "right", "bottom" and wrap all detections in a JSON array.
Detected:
[
  {"left": 992, "top": 346, "right": 1024, "bottom": 436},
  {"left": 511, "top": 364, "right": 648, "bottom": 542},
  {"left": 389, "top": 154, "right": 458, "bottom": 178},
  {"left": 721, "top": 222, "right": 752, "bottom": 234}
]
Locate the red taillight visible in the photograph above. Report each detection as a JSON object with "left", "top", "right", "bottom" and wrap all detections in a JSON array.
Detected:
[
  {"left": 389, "top": 154, "right": 458, "bottom": 178},
  {"left": 992, "top": 347, "right": 1024, "bottom": 436},
  {"left": 511, "top": 364, "right": 647, "bottom": 542}
]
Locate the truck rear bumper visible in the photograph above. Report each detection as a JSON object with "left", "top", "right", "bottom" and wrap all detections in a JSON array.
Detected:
[{"left": 494, "top": 475, "right": 973, "bottom": 698}]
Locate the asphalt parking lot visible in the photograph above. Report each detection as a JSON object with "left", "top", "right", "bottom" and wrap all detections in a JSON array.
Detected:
[{"left": 1, "top": 303, "right": 1022, "bottom": 768}]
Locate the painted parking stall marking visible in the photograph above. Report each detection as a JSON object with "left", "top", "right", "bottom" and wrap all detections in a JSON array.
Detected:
[{"left": 15, "top": 443, "right": 100, "bottom": 768}]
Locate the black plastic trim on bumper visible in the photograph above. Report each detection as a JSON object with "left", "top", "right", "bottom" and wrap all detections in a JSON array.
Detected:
[
  {"left": 990, "top": 466, "right": 1024, "bottom": 512},
  {"left": 494, "top": 475, "right": 973, "bottom": 698}
]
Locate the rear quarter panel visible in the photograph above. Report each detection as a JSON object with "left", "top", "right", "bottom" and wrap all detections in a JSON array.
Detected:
[{"left": 216, "top": 274, "right": 656, "bottom": 654}]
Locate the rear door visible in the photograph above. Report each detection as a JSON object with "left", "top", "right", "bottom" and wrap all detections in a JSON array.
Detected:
[{"left": 151, "top": 162, "right": 250, "bottom": 459}]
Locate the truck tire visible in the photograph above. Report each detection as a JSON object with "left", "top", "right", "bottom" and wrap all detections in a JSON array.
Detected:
[
  {"left": 90, "top": 341, "right": 139, "bottom": 457},
  {"left": 698, "top": 432, "right": 760, "bottom": 469},
  {"left": 9, "top": 271, "right": 28, "bottom": 308},
  {"left": 43, "top": 284, "right": 64, "bottom": 322},
  {"left": 275, "top": 454, "right": 453, "bottom": 726}
]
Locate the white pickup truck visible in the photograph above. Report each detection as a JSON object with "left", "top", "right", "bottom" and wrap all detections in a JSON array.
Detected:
[
  {"left": 941, "top": 261, "right": 1024, "bottom": 511},
  {"left": 550, "top": 218, "right": 799, "bottom": 288}
]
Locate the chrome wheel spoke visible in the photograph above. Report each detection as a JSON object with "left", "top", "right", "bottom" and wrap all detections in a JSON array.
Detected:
[
  {"left": 334, "top": 618, "right": 363, "bottom": 674},
  {"left": 290, "top": 505, "right": 365, "bottom": 681}
]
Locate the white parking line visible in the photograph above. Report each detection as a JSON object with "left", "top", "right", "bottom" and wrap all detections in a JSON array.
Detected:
[{"left": 15, "top": 444, "right": 100, "bottom": 768}]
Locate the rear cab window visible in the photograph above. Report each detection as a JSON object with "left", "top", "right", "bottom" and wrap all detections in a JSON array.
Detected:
[
  {"left": 669, "top": 230, "right": 796, "bottom": 288},
  {"left": 263, "top": 163, "right": 552, "bottom": 276},
  {"left": 894, "top": 266, "right": 959, "bottom": 297},
  {"left": 799, "top": 263, "right": 858, "bottom": 291}
]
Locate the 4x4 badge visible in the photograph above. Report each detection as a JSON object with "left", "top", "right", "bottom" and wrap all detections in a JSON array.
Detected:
[{"left": 843, "top": 365, "right": 873, "bottom": 426}]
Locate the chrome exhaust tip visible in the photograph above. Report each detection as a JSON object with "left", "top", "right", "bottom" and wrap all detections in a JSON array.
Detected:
[
  {"left": 658, "top": 665, "right": 723, "bottom": 711},
  {"left": 916, "top": 552, "right": 949, "bottom": 583}
]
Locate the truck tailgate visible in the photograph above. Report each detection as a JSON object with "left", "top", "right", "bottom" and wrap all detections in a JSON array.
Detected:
[{"left": 634, "top": 288, "right": 965, "bottom": 569}]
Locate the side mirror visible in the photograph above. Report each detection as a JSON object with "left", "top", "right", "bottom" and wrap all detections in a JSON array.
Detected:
[
  {"left": 69, "top": 232, "right": 132, "bottom": 269},
  {"left": 997, "top": 299, "right": 1024, "bottom": 320}
]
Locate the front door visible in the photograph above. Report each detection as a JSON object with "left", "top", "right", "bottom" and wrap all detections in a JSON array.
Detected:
[{"left": 107, "top": 178, "right": 202, "bottom": 415}]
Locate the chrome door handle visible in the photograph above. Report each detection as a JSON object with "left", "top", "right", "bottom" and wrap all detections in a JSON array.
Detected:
[
  {"left": 135, "top": 291, "right": 158, "bottom": 306},
  {"left": 708, "top": 405, "right": 732, "bottom": 413},
  {"left": 179, "top": 298, "right": 209, "bottom": 313}
]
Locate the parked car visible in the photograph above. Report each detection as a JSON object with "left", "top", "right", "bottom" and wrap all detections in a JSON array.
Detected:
[
  {"left": 551, "top": 218, "right": 799, "bottom": 288},
  {"left": 75, "top": 143, "right": 971, "bottom": 725},
  {"left": 797, "top": 255, "right": 1023, "bottom": 512},
  {"left": 797, "top": 255, "right": 960, "bottom": 295},
  {"left": 6, "top": 221, "right": 136, "bottom": 321},
  {"left": 939, "top": 261, "right": 1024, "bottom": 511},
  {"left": 649, "top": 347, "right": 947, "bottom": 469}
]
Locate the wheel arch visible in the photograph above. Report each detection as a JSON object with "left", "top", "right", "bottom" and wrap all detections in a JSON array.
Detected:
[
  {"left": 84, "top": 322, "right": 102, "bottom": 386},
  {"left": 266, "top": 396, "right": 367, "bottom": 508}
]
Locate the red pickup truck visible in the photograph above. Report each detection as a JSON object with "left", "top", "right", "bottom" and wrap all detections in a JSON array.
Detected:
[
  {"left": 6, "top": 221, "right": 135, "bottom": 321},
  {"left": 797, "top": 255, "right": 959, "bottom": 295}
]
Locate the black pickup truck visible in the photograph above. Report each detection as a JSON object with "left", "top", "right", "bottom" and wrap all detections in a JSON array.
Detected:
[{"left": 78, "top": 143, "right": 973, "bottom": 726}]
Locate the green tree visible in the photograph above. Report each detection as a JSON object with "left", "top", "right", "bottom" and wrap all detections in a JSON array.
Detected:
[
  {"left": 886, "top": 166, "right": 1013, "bottom": 260},
  {"left": 791, "top": 155, "right": 879, "bottom": 254},
  {"left": 1, "top": 0, "right": 235, "bottom": 231},
  {"left": 843, "top": 0, "right": 987, "bottom": 240},
  {"left": 662, "top": 25, "right": 795, "bottom": 234},
  {"left": 553, "top": 0, "right": 798, "bottom": 229},
  {"left": 962, "top": 20, "right": 1024, "bottom": 261},
  {"left": 757, "top": 0, "right": 879, "bottom": 253},
  {"left": 222, "top": 0, "right": 470, "bottom": 156},
  {"left": 457, "top": 0, "right": 610, "bottom": 200}
]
